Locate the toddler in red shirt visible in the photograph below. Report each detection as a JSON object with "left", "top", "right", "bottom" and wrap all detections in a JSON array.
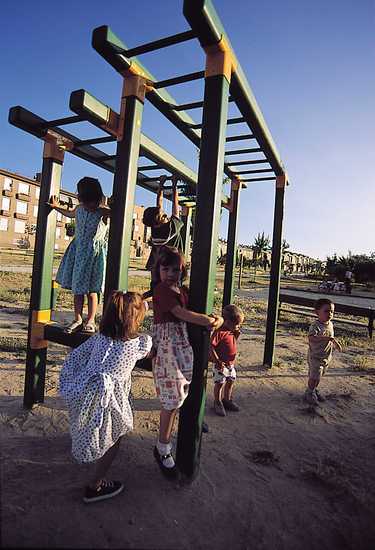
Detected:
[{"left": 211, "top": 304, "right": 244, "bottom": 416}]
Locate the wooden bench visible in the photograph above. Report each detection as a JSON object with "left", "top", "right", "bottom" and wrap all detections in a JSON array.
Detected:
[{"left": 278, "top": 293, "right": 374, "bottom": 338}]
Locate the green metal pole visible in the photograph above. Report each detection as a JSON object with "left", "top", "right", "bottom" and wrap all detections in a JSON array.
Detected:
[
  {"left": 181, "top": 206, "right": 192, "bottom": 260},
  {"left": 24, "top": 138, "right": 65, "bottom": 408},
  {"left": 176, "top": 49, "right": 232, "bottom": 479},
  {"left": 223, "top": 180, "right": 241, "bottom": 306},
  {"left": 104, "top": 76, "right": 146, "bottom": 303},
  {"left": 263, "top": 175, "right": 287, "bottom": 367}
]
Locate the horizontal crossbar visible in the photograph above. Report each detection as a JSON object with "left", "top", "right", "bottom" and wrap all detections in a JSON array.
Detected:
[
  {"left": 226, "top": 134, "right": 254, "bottom": 142},
  {"left": 235, "top": 168, "right": 274, "bottom": 175},
  {"left": 124, "top": 30, "right": 196, "bottom": 57},
  {"left": 75, "top": 136, "right": 116, "bottom": 146},
  {"left": 225, "top": 147, "right": 262, "bottom": 155},
  {"left": 226, "top": 159, "right": 270, "bottom": 166},
  {"left": 37, "top": 115, "right": 83, "bottom": 130},
  {"left": 241, "top": 177, "right": 276, "bottom": 182},
  {"left": 154, "top": 71, "right": 205, "bottom": 89},
  {"left": 137, "top": 164, "right": 162, "bottom": 171}
]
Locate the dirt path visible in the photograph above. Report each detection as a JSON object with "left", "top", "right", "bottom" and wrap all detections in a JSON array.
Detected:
[{"left": 1, "top": 309, "right": 375, "bottom": 549}]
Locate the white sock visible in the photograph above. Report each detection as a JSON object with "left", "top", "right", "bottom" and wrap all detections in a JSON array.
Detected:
[{"left": 156, "top": 441, "right": 175, "bottom": 468}]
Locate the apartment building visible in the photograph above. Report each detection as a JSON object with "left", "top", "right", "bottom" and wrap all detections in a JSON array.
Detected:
[{"left": 0, "top": 168, "right": 150, "bottom": 256}]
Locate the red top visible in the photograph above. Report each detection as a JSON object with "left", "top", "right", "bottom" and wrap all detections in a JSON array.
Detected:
[
  {"left": 153, "top": 282, "right": 188, "bottom": 324},
  {"left": 211, "top": 329, "right": 237, "bottom": 365}
]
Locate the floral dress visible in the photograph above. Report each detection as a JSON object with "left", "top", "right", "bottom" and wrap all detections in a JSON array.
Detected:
[
  {"left": 152, "top": 282, "right": 194, "bottom": 411},
  {"left": 59, "top": 332, "right": 152, "bottom": 463},
  {"left": 56, "top": 205, "right": 108, "bottom": 294}
]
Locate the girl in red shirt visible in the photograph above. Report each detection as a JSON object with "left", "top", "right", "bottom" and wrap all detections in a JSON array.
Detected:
[
  {"left": 152, "top": 246, "right": 223, "bottom": 478},
  {"left": 211, "top": 304, "right": 244, "bottom": 417}
]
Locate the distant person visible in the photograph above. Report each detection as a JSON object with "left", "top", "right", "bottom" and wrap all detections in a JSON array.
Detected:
[
  {"left": 151, "top": 247, "right": 223, "bottom": 478},
  {"left": 136, "top": 236, "right": 143, "bottom": 258},
  {"left": 344, "top": 269, "right": 353, "bottom": 294},
  {"left": 210, "top": 304, "right": 244, "bottom": 416},
  {"left": 142, "top": 175, "right": 184, "bottom": 298},
  {"left": 60, "top": 291, "right": 152, "bottom": 503},
  {"left": 304, "top": 298, "right": 342, "bottom": 405},
  {"left": 49, "top": 177, "right": 111, "bottom": 334}
]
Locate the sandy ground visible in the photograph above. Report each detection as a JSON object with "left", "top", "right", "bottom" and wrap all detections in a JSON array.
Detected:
[{"left": 1, "top": 305, "right": 375, "bottom": 549}]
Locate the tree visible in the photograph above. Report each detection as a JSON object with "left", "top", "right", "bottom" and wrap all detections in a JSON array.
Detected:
[{"left": 252, "top": 232, "right": 271, "bottom": 268}]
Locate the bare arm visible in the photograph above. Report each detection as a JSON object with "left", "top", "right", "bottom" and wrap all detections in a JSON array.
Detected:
[
  {"left": 308, "top": 335, "right": 342, "bottom": 351},
  {"left": 47, "top": 196, "right": 76, "bottom": 218},
  {"left": 171, "top": 305, "right": 223, "bottom": 330},
  {"left": 171, "top": 175, "right": 180, "bottom": 218},
  {"left": 157, "top": 175, "right": 168, "bottom": 210}
]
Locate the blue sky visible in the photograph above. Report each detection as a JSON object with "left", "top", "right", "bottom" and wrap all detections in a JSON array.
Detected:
[{"left": 1, "top": 0, "right": 374, "bottom": 259}]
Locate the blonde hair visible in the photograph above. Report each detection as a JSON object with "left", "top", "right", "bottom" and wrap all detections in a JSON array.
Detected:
[{"left": 100, "top": 291, "right": 146, "bottom": 340}]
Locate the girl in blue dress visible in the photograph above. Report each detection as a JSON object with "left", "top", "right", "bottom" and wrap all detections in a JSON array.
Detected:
[{"left": 49, "top": 177, "right": 111, "bottom": 334}]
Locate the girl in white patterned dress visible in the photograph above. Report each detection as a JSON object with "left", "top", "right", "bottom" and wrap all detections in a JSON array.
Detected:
[
  {"left": 60, "top": 291, "right": 152, "bottom": 503},
  {"left": 152, "top": 247, "right": 223, "bottom": 478},
  {"left": 49, "top": 177, "right": 111, "bottom": 334}
]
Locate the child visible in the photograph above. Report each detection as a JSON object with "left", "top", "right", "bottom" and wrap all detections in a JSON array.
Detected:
[
  {"left": 49, "top": 177, "right": 110, "bottom": 334},
  {"left": 59, "top": 291, "right": 152, "bottom": 503},
  {"left": 305, "top": 298, "right": 342, "bottom": 405},
  {"left": 152, "top": 246, "right": 223, "bottom": 478},
  {"left": 143, "top": 175, "right": 184, "bottom": 297},
  {"left": 211, "top": 304, "right": 244, "bottom": 417}
]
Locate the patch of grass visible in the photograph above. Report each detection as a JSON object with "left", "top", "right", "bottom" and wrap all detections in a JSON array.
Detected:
[{"left": 349, "top": 356, "right": 375, "bottom": 373}]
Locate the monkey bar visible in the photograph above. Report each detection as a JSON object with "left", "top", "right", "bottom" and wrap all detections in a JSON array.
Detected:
[{"left": 9, "top": 0, "right": 290, "bottom": 481}]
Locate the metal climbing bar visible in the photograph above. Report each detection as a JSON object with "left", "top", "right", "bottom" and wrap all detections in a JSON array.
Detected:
[
  {"left": 75, "top": 136, "right": 115, "bottom": 146},
  {"left": 235, "top": 168, "right": 274, "bottom": 174},
  {"left": 226, "top": 159, "right": 270, "bottom": 166},
  {"left": 240, "top": 176, "right": 276, "bottom": 182},
  {"left": 225, "top": 147, "right": 262, "bottom": 155},
  {"left": 153, "top": 70, "right": 205, "bottom": 89},
  {"left": 137, "top": 164, "right": 162, "bottom": 171},
  {"left": 226, "top": 134, "right": 254, "bottom": 142},
  {"left": 124, "top": 30, "right": 196, "bottom": 58},
  {"left": 171, "top": 100, "right": 204, "bottom": 111},
  {"left": 37, "top": 115, "right": 83, "bottom": 129}
]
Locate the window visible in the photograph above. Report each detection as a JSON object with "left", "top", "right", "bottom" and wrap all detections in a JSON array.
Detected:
[
  {"left": 0, "top": 217, "right": 8, "bottom": 231},
  {"left": 35, "top": 187, "right": 40, "bottom": 199},
  {"left": 56, "top": 227, "right": 61, "bottom": 238},
  {"left": 14, "top": 220, "right": 26, "bottom": 234},
  {"left": 57, "top": 212, "right": 62, "bottom": 221},
  {"left": 3, "top": 177, "right": 12, "bottom": 191},
  {"left": 18, "top": 183, "right": 29, "bottom": 195},
  {"left": 16, "top": 201, "right": 28, "bottom": 215},
  {"left": 33, "top": 205, "right": 38, "bottom": 218},
  {"left": 1, "top": 197, "right": 10, "bottom": 211},
  {"left": 54, "top": 244, "right": 59, "bottom": 250},
  {"left": 64, "top": 234, "right": 69, "bottom": 241}
]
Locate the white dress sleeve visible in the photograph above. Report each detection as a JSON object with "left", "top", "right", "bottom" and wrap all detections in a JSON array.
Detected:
[{"left": 137, "top": 334, "right": 152, "bottom": 360}]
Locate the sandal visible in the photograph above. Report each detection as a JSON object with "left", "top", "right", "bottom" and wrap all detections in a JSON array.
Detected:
[
  {"left": 65, "top": 320, "right": 83, "bottom": 334},
  {"left": 153, "top": 446, "right": 178, "bottom": 479},
  {"left": 81, "top": 323, "right": 96, "bottom": 334}
]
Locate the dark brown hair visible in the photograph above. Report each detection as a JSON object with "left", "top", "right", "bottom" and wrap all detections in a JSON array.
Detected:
[
  {"left": 153, "top": 246, "right": 187, "bottom": 286},
  {"left": 77, "top": 177, "right": 104, "bottom": 208},
  {"left": 100, "top": 291, "right": 146, "bottom": 340},
  {"left": 222, "top": 304, "right": 244, "bottom": 324},
  {"left": 314, "top": 298, "right": 333, "bottom": 311},
  {"left": 143, "top": 206, "right": 161, "bottom": 227}
]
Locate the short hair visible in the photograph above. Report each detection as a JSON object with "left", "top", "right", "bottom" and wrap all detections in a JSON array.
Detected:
[
  {"left": 77, "top": 177, "right": 104, "bottom": 207},
  {"left": 143, "top": 206, "right": 161, "bottom": 227},
  {"left": 100, "top": 291, "right": 146, "bottom": 340},
  {"left": 314, "top": 298, "right": 333, "bottom": 311},
  {"left": 222, "top": 304, "right": 244, "bottom": 323},
  {"left": 153, "top": 246, "right": 187, "bottom": 286}
]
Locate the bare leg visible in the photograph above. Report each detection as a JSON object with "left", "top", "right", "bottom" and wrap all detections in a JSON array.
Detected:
[
  {"left": 223, "top": 379, "right": 234, "bottom": 401},
  {"left": 214, "top": 382, "right": 224, "bottom": 403},
  {"left": 89, "top": 438, "right": 122, "bottom": 489},
  {"left": 86, "top": 292, "right": 98, "bottom": 325},
  {"left": 159, "top": 409, "right": 177, "bottom": 444},
  {"left": 74, "top": 294, "right": 84, "bottom": 322}
]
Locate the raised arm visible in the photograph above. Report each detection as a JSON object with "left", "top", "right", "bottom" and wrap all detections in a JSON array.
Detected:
[
  {"left": 171, "top": 175, "right": 180, "bottom": 218},
  {"left": 157, "top": 175, "right": 168, "bottom": 210},
  {"left": 48, "top": 195, "right": 76, "bottom": 219}
]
